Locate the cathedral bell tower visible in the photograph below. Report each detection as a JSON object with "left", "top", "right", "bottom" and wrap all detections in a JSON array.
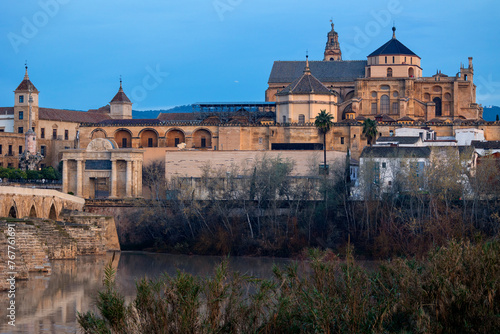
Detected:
[
  {"left": 323, "top": 21, "right": 342, "bottom": 61},
  {"left": 14, "top": 65, "right": 39, "bottom": 135}
]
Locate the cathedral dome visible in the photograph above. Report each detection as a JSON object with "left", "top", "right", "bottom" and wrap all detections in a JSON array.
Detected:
[{"left": 368, "top": 27, "right": 419, "bottom": 58}]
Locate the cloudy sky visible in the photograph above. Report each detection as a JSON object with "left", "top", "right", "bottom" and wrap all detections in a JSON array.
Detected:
[{"left": 0, "top": 0, "right": 499, "bottom": 111}]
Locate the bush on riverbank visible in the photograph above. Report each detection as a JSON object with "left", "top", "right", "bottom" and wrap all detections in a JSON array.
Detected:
[
  {"left": 78, "top": 239, "right": 500, "bottom": 333},
  {"left": 133, "top": 157, "right": 500, "bottom": 259}
]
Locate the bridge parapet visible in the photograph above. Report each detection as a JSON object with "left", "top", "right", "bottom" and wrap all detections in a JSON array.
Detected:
[{"left": 0, "top": 186, "right": 85, "bottom": 220}]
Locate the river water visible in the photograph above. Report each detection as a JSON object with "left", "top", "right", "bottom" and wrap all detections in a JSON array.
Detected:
[{"left": 0, "top": 252, "right": 294, "bottom": 334}]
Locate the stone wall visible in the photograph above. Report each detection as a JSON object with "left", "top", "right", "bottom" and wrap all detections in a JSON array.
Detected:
[{"left": 0, "top": 211, "right": 120, "bottom": 290}]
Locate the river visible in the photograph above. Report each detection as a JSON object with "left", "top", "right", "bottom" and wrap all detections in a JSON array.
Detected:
[{"left": 0, "top": 252, "right": 294, "bottom": 334}]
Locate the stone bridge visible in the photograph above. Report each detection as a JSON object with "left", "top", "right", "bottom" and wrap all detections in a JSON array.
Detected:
[{"left": 0, "top": 186, "right": 85, "bottom": 220}]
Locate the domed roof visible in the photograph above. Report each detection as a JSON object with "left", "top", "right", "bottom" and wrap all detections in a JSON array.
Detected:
[
  {"left": 368, "top": 27, "right": 418, "bottom": 58},
  {"left": 110, "top": 80, "right": 131, "bottom": 103},
  {"left": 15, "top": 66, "right": 38, "bottom": 92}
]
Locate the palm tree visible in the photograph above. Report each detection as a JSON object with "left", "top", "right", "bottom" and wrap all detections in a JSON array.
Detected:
[
  {"left": 362, "top": 118, "right": 378, "bottom": 146},
  {"left": 315, "top": 110, "right": 334, "bottom": 174}
]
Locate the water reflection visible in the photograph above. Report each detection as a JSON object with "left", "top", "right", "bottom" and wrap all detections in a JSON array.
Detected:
[{"left": 0, "top": 252, "right": 293, "bottom": 334}]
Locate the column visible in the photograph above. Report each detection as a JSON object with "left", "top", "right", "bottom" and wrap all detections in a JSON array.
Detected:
[
  {"left": 62, "top": 159, "right": 68, "bottom": 194},
  {"left": 137, "top": 159, "right": 143, "bottom": 197},
  {"left": 132, "top": 160, "right": 138, "bottom": 197},
  {"left": 110, "top": 159, "right": 117, "bottom": 198},
  {"left": 76, "top": 159, "right": 83, "bottom": 197},
  {"left": 126, "top": 160, "right": 132, "bottom": 197}
]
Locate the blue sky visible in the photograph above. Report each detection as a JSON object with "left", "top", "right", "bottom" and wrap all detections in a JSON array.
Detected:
[{"left": 0, "top": 0, "right": 499, "bottom": 111}]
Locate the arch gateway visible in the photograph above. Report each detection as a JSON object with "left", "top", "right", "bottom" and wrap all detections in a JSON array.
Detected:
[{"left": 61, "top": 138, "right": 144, "bottom": 199}]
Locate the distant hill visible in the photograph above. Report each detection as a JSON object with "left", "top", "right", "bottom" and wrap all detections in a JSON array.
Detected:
[
  {"left": 132, "top": 105, "right": 193, "bottom": 119},
  {"left": 483, "top": 106, "right": 500, "bottom": 121}
]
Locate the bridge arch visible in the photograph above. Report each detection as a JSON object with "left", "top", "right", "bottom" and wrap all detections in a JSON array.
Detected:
[
  {"left": 29, "top": 204, "right": 37, "bottom": 218},
  {"left": 48, "top": 203, "right": 57, "bottom": 220},
  {"left": 8, "top": 203, "right": 18, "bottom": 218}
]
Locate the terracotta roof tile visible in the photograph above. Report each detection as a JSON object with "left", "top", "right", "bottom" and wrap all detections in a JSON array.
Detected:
[
  {"left": 277, "top": 69, "right": 332, "bottom": 95},
  {"left": 110, "top": 87, "right": 131, "bottom": 103},
  {"left": 39, "top": 108, "right": 111, "bottom": 123}
]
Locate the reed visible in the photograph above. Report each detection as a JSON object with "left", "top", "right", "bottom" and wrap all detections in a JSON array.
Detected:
[{"left": 79, "top": 239, "right": 499, "bottom": 333}]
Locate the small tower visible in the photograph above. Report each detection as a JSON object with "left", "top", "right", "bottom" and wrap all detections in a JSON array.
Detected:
[
  {"left": 109, "top": 78, "right": 133, "bottom": 119},
  {"left": 323, "top": 21, "right": 342, "bottom": 61},
  {"left": 14, "top": 65, "right": 39, "bottom": 135},
  {"left": 18, "top": 66, "right": 42, "bottom": 170},
  {"left": 460, "top": 57, "right": 474, "bottom": 82}
]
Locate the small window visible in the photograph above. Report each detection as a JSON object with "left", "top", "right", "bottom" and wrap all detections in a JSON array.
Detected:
[
  {"left": 353, "top": 134, "right": 356, "bottom": 138},
  {"left": 41, "top": 146, "right": 46, "bottom": 156},
  {"left": 122, "top": 138, "right": 127, "bottom": 148},
  {"left": 52, "top": 129, "right": 57, "bottom": 139},
  {"left": 18, "top": 127, "right": 23, "bottom": 134},
  {"left": 19, "top": 95, "right": 24, "bottom": 103},
  {"left": 298, "top": 114, "right": 305, "bottom": 124},
  {"left": 387, "top": 68, "right": 393, "bottom": 77},
  {"left": 18, "top": 146, "right": 23, "bottom": 154},
  {"left": 64, "top": 130, "right": 69, "bottom": 140},
  {"left": 8, "top": 145, "right": 12, "bottom": 155},
  {"left": 382, "top": 162, "right": 386, "bottom": 168},
  {"left": 0, "top": 128, "right": 4, "bottom": 132},
  {"left": 282, "top": 115, "right": 286, "bottom": 123},
  {"left": 371, "top": 92, "right": 377, "bottom": 98},
  {"left": 7, "top": 163, "right": 12, "bottom": 168},
  {"left": 148, "top": 137, "right": 153, "bottom": 147},
  {"left": 258, "top": 137, "right": 263, "bottom": 144},
  {"left": 392, "top": 56, "right": 395, "bottom": 63},
  {"left": 371, "top": 103, "right": 377, "bottom": 114},
  {"left": 389, "top": 130, "right": 394, "bottom": 136},
  {"left": 393, "top": 91, "right": 398, "bottom": 98},
  {"left": 40, "top": 128, "right": 45, "bottom": 138},
  {"left": 340, "top": 137, "right": 344, "bottom": 145},
  {"left": 0, "top": 145, "right": 2, "bottom": 154},
  {"left": 385, "top": 56, "right": 387, "bottom": 64},
  {"left": 388, "top": 181, "right": 392, "bottom": 186},
  {"left": 19, "top": 111, "right": 23, "bottom": 120}
]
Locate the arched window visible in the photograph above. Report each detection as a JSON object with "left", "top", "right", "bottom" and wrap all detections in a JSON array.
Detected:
[
  {"left": 387, "top": 68, "right": 393, "bottom": 77},
  {"left": 464, "top": 74, "right": 468, "bottom": 81},
  {"left": 408, "top": 68, "right": 414, "bottom": 77},
  {"left": 433, "top": 97, "right": 442, "bottom": 117},
  {"left": 298, "top": 114, "right": 305, "bottom": 124},
  {"left": 380, "top": 95, "right": 390, "bottom": 114}
]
